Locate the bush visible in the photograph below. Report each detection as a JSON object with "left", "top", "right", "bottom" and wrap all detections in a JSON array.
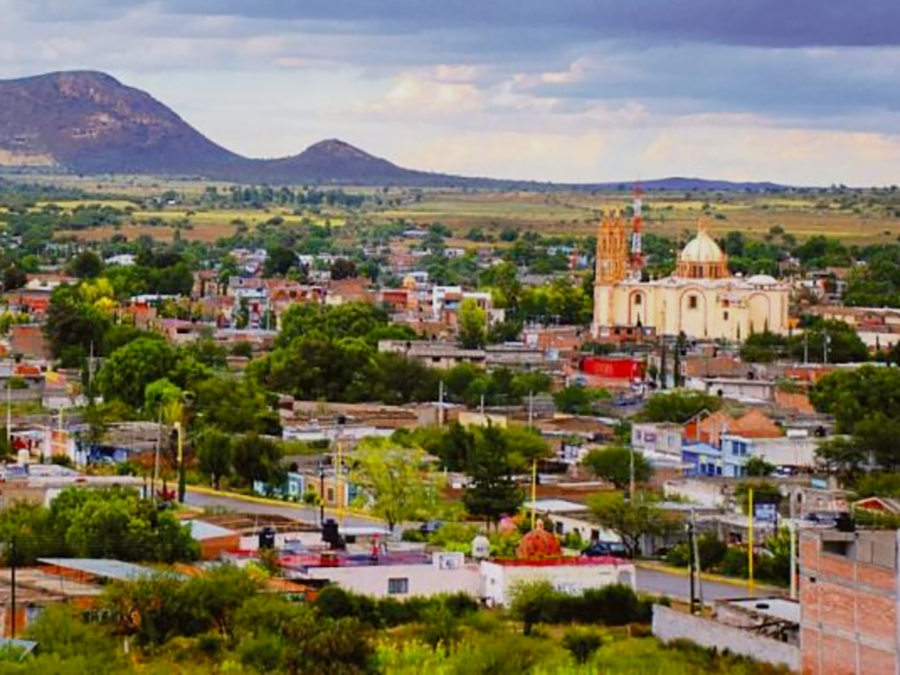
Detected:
[
  {"left": 719, "top": 547, "right": 751, "bottom": 579},
  {"left": 401, "top": 529, "right": 428, "bottom": 543},
  {"left": 562, "top": 627, "right": 603, "bottom": 664}
]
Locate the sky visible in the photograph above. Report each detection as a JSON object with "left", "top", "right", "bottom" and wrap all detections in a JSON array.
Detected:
[{"left": 2, "top": 0, "right": 900, "bottom": 185}]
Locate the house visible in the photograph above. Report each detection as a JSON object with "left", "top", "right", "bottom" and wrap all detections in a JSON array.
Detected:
[
  {"left": 722, "top": 433, "right": 819, "bottom": 470},
  {"left": 632, "top": 422, "right": 684, "bottom": 458},
  {"left": 282, "top": 551, "right": 482, "bottom": 599},
  {"left": 481, "top": 557, "right": 636, "bottom": 607},
  {"left": 681, "top": 441, "right": 745, "bottom": 478},
  {"left": 378, "top": 340, "right": 486, "bottom": 369}
]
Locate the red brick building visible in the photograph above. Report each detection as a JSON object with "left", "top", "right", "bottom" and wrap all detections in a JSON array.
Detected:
[{"left": 800, "top": 529, "right": 899, "bottom": 675}]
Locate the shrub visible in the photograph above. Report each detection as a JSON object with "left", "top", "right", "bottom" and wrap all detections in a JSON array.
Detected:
[{"left": 562, "top": 627, "right": 603, "bottom": 664}]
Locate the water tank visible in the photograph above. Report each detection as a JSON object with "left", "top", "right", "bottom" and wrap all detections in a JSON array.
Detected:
[
  {"left": 258, "top": 526, "right": 276, "bottom": 550},
  {"left": 471, "top": 535, "right": 490, "bottom": 560}
]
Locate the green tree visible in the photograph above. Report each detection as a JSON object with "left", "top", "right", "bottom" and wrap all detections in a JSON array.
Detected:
[
  {"left": 350, "top": 440, "right": 439, "bottom": 531},
  {"left": 587, "top": 492, "right": 676, "bottom": 558},
  {"left": 583, "top": 446, "right": 652, "bottom": 489},
  {"left": 641, "top": 390, "right": 722, "bottom": 423},
  {"left": 68, "top": 250, "right": 104, "bottom": 279},
  {"left": 196, "top": 426, "right": 234, "bottom": 489},
  {"left": 464, "top": 425, "right": 523, "bottom": 528},
  {"left": 44, "top": 284, "right": 112, "bottom": 365},
  {"left": 458, "top": 298, "right": 488, "bottom": 349},
  {"left": 553, "top": 385, "right": 608, "bottom": 414},
  {"left": 231, "top": 433, "right": 284, "bottom": 488},
  {"left": 744, "top": 456, "right": 776, "bottom": 477},
  {"left": 95, "top": 338, "right": 177, "bottom": 408}
]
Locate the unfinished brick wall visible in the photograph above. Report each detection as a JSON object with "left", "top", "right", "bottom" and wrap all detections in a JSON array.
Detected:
[{"left": 800, "top": 531, "right": 898, "bottom": 675}]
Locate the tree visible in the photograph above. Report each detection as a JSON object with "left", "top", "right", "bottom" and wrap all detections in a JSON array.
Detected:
[
  {"left": 330, "top": 258, "right": 358, "bottom": 280},
  {"left": 231, "top": 433, "right": 284, "bottom": 488},
  {"left": 458, "top": 298, "right": 487, "bottom": 349},
  {"left": 641, "top": 390, "right": 722, "bottom": 423},
  {"left": 553, "top": 385, "right": 607, "bottom": 414},
  {"left": 744, "top": 456, "right": 775, "bottom": 477},
  {"left": 810, "top": 365, "right": 900, "bottom": 433},
  {"left": 587, "top": 492, "right": 675, "bottom": 557},
  {"left": 350, "top": 440, "right": 438, "bottom": 531},
  {"left": 68, "top": 250, "right": 104, "bottom": 279},
  {"left": 44, "top": 284, "right": 112, "bottom": 365},
  {"left": 264, "top": 245, "right": 297, "bottom": 277},
  {"left": 463, "top": 424, "right": 523, "bottom": 528},
  {"left": 95, "top": 338, "right": 177, "bottom": 409},
  {"left": 583, "top": 446, "right": 652, "bottom": 489},
  {"left": 197, "top": 426, "right": 234, "bottom": 489}
]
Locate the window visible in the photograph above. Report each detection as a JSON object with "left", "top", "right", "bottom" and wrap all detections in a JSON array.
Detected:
[
  {"left": 388, "top": 578, "right": 409, "bottom": 595},
  {"left": 327, "top": 488, "right": 334, "bottom": 502},
  {"left": 633, "top": 295, "right": 642, "bottom": 305},
  {"left": 688, "top": 295, "right": 698, "bottom": 310},
  {"left": 723, "top": 311, "right": 730, "bottom": 321}
]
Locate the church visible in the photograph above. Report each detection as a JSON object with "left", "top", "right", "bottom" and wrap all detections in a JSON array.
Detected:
[{"left": 591, "top": 211, "right": 790, "bottom": 342}]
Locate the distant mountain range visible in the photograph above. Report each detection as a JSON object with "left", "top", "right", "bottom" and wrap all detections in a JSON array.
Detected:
[{"left": 0, "top": 71, "right": 789, "bottom": 191}]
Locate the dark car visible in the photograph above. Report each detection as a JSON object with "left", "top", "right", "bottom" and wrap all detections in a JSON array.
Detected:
[{"left": 581, "top": 540, "right": 628, "bottom": 558}]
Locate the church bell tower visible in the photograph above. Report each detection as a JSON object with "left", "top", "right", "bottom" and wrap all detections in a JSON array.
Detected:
[{"left": 592, "top": 210, "right": 628, "bottom": 336}]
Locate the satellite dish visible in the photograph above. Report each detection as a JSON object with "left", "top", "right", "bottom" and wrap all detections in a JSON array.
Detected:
[{"left": 471, "top": 535, "right": 490, "bottom": 560}]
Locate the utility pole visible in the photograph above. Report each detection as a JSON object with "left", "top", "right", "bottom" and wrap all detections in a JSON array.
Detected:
[
  {"left": 10, "top": 536, "right": 16, "bottom": 638},
  {"left": 629, "top": 444, "right": 635, "bottom": 503},
  {"left": 318, "top": 460, "right": 326, "bottom": 527},
  {"left": 686, "top": 520, "right": 696, "bottom": 615},
  {"left": 175, "top": 421, "right": 185, "bottom": 504},
  {"left": 823, "top": 330, "right": 829, "bottom": 365},
  {"left": 803, "top": 332, "right": 809, "bottom": 365},
  {"left": 748, "top": 488, "right": 755, "bottom": 591},
  {"left": 659, "top": 339, "right": 668, "bottom": 390},
  {"left": 789, "top": 492, "right": 797, "bottom": 600},
  {"left": 692, "top": 508, "right": 703, "bottom": 610},
  {"left": 438, "top": 380, "right": 444, "bottom": 427},
  {"left": 528, "top": 391, "right": 534, "bottom": 428}
]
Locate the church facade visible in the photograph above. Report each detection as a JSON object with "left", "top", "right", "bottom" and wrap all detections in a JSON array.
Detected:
[{"left": 591, "top": 212, "right": 791, "bottom": 342}]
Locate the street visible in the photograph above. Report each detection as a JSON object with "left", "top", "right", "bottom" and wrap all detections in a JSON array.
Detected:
[
  {"left": 635, "top": 566, "right": 774, "bottom": 602},
  {"left": 184, "top": 487, "right": 381, "bottom": 530},
  {"left": 186, "top": 487, "right": 778, "bottom": 603}
]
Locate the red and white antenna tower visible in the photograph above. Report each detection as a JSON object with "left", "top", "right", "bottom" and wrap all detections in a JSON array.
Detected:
[{"left": 630, "top": 183, "right": 644, "bottom": 270}]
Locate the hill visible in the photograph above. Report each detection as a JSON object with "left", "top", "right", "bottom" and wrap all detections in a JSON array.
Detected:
[{"left": 0, "top": 71, "right": 790, "bottom": 191}]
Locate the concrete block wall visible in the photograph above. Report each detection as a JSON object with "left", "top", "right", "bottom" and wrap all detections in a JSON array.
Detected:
[
  {"left": 652, "top": 604, "right": 800, "bottom": 671},
  {"left": 799, "top": 531, "right": 898, "bottom": 675}
]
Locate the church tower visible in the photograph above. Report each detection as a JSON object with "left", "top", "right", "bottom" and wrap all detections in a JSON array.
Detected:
[{"left": 592, "top": 210, "right": 628, "bottom": 335}]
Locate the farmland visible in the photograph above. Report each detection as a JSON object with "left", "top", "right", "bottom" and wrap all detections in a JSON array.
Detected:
[{"left": 2, "top": 173, "right": 899, "bottom": 245}]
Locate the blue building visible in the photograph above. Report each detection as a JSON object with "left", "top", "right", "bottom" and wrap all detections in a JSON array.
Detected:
[{"left": 681, "top": 440, "right": 746, "bottom": 478}]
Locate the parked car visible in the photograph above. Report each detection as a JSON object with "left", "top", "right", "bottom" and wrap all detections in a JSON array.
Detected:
[{"left": 581, "top": 540, "right": 628, "bottom": 558}]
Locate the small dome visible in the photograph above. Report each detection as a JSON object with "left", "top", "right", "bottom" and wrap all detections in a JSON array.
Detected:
[
  {"left": 516, "top": 521, "right": 562, "bottom": 559},
  {"left": 747, "top": 274, "right": 777, "bottom": 285},
  {"left": 680, "top": 229, "right": 725, "bottom": 264}
]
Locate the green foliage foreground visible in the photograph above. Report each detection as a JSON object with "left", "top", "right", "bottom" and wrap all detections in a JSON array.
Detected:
[{"left": 0, "top": 570, "right": 786, "bottom": 675}]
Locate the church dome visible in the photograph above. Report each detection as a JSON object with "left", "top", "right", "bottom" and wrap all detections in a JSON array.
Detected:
[
  {"left": 680, "top": 230, "right": 725, "bottom": 264},
  {"left": 675, "top": 223, "right": 730, "bottom": 280},
  {"left": 747, "top": 274, "right": 777, "bottom": 285}
]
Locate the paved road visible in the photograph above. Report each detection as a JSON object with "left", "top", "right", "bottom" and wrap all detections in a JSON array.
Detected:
[
  {"left": 636, "top": 566, "right": 775, "bottom": 602},
  {"left": 184, "top": 488, "right": 382, "bottom": 530},
  {"left": 186, "top": 488, "right": 777, "bottom": 603}
]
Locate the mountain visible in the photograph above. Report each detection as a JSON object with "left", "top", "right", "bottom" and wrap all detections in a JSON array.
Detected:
[
  {"left": 0, "top": 71, "right": 791, "bottom": 191},
  {"left": 0, "top": 71, "right": 247, "bottom": 175}
]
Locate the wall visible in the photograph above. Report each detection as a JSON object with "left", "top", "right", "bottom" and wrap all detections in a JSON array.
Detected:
[
  {"left": 652, "top": 604, "right": 800, "bottom": 671},
  {"left": 799, "top": 531, "right": 899, "bottom": 675},
  {"left": 480, "top": 561, "right": 635, "bottom": 607},
  {"left": 297, "top": 563, "right": 481, "bottom": 599}
]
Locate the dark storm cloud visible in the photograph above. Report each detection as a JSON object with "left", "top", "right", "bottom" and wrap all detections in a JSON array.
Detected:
[
  {"left": 155, "top": 0, "right": 900, "bottom": 48},
  {"left": 21, "top": 0, "right": 900, "bottom": 48}
]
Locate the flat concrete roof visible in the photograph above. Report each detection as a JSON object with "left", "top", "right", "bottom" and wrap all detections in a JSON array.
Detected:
[{"left": 727, "top": 598, "right": 800, "bottom": 624}]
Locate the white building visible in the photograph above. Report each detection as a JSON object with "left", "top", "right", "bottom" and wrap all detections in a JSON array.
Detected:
[{"left": 480, "top": 558, "right": 636, "bottom": 607}]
